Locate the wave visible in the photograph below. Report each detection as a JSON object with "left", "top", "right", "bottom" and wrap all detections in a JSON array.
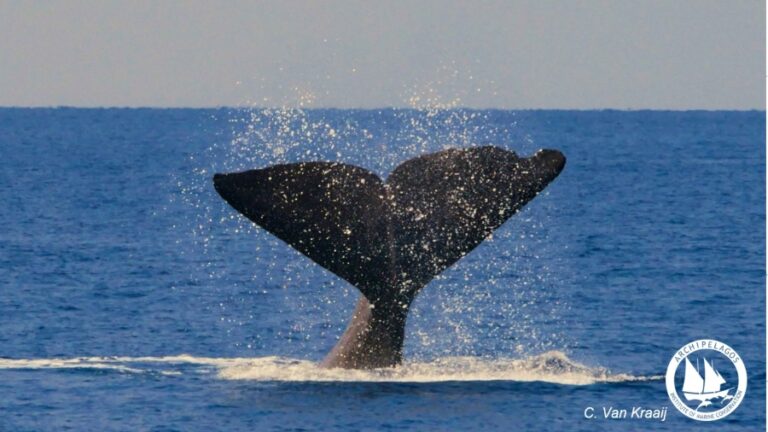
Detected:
[{"left": 0, "top": 351, "right": 661, "bottom": 385}]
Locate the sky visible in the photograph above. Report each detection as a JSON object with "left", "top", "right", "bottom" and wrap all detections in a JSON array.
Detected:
[{"left": 0, "top": 1, "right": 764, "bottom": 109}]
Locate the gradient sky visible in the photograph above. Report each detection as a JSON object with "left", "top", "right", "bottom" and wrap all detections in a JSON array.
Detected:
[{"left": 0, "top": 1, "right": 764, "bottom": 109}]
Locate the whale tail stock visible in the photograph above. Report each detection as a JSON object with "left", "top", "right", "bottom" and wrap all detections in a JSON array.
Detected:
[{"left": 213, "top": 146, "right": 566, "bottom": 368}]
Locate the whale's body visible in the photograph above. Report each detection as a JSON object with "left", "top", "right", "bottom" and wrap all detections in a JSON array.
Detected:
[{"left": 213, "top": 146, "right": 565, "bottom": 369}]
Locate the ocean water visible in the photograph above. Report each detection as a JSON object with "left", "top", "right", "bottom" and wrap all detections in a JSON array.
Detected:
[{"left": 0, "top": 108, "right": 764, "bottom": 431}]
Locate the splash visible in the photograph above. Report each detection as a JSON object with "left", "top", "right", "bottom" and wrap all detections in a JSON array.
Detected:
[
  {"left": 172, "top": 82, "right": 570, "bottom": 361},
  {"left": 217, "top": 351, "right": 659, "bottom": 385},
  {"left": 0, "top": 352, "right": 661, "bottom": 386}
]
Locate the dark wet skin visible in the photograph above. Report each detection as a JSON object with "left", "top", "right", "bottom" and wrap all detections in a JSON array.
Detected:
[{"left": 214, "top": 146, "right": 566, "bottom": 369}]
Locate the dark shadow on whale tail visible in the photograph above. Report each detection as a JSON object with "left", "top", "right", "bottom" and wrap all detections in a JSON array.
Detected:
[{"left": 213, "top": 146, "right": 565, "bottom": 369}]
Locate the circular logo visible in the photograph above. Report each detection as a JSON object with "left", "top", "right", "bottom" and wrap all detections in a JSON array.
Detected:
[{"left": 666, "top": 339, "right": 747, "bottom": 421}]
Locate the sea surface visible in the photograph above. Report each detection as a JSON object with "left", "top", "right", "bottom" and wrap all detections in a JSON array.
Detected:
[{"left": 0, "top": 108, "right": 764, "bottom": 431}]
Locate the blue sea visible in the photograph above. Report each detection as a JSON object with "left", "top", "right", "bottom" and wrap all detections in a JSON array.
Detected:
[{"left": 0, "top": 108, "right": 764, "bottom": 431}]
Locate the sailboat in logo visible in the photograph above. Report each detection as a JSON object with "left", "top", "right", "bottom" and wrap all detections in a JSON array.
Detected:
[{"left": 682, "top": 357, "right": 734, "bottom": 409}]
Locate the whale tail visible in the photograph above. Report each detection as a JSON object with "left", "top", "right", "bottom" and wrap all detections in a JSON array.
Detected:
[{"left": 213, "top": 146, "right": 565, "bottom": 368}]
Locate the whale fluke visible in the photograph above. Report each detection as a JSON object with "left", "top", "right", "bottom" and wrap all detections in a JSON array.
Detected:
[
  {"left": 214, "top": 162, "right": 393, "bottom": 305},
  {"left": 213, "top": 146, "right": 565, "bottom": 368}
]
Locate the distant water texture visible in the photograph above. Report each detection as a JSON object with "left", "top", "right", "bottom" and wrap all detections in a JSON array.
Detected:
[{"left": 0, "top": 108, "right": 764, "bottom": 431}]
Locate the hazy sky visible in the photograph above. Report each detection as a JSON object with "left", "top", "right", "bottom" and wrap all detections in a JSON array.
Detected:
[{"left": 0, "top": 1, "right": 764, "bottom": 109}]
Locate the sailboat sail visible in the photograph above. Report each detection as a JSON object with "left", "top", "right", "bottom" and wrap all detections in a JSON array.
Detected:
[
  {"left": 682, "top": 357, "right": 704, "bottom": 394},
  {"left": 703, "top": 359, "right": 726, "bottom": 393},
  {"left": 682, "top": 356, "right": 731, "bottom": 404}
]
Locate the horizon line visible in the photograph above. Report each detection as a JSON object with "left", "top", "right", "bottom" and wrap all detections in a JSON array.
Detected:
[{"left": 0, "top": 105, "right": 764, "bottom": 112}]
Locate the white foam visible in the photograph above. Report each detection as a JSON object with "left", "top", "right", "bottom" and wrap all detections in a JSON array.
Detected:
[
  {"left": 0, "top": 351, "right": 661, "bottom": 385},
  {"left": 0, "top": 357, "right": 147, "bottom": 374},
  {"left": 216, "top": 351, "right": 662, "bottom": 385}
]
